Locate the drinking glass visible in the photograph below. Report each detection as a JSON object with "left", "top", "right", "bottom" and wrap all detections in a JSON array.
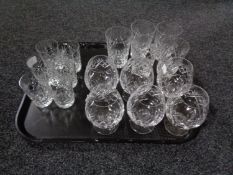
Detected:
[
  {"left": 150, "top": 21, "right": 184, "bottom": 62},
  {"left": 157, "top": 57, "right": 193, "bottom": 98},
  {"left": 105, "top": 26, "right": 133, "bottom": 68},
  {"left": 35, "top": 39, "right": 59, "bottom": 66},
  {"left": 131, "top": 19, "right": 156, "bottom": 58},
  {"left": 84, "top": 55, "right": 119, "bottom": 91},
  {"left": 151, "top": 37, "right": 190, "bottom": 62},
  {"left": 19, "top": 73, "right": 53, "bottom": 108},
  {"left": 58, "top": 41, "right": 82, "bottom": 73},
  {"left": 85, "top": 85, "right": 124, "bottom": 135},
  {"left": 26, "top": 56, "right": 49, "bottom": 86},
  {"left": 46, "top": 55, "right": 77, "bottom": 88},
  {"left": 120, "top": 57, "right": 154, "bottom": 95},
  {"left": 165, "top": 85, "right": 209, "bottom": 136},
  {"left": 54, "top": 81, "right": 75, "bottom": 109},
  {"left": 127, "top": 85, "right": 165, "bottom": 134}
]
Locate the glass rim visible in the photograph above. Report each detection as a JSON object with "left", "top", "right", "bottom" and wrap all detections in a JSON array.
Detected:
[
  {"left": 157, "top": 57, "right": 194, "bottom": 75},
  {"left": 35, "top": 39, "right": 59, "bottom": 54},
  {"left": 105, "top": 26, "right": 133, "bottom": 40},
  {"left": 131, "top": 19, "right": 156, "bottom": 35},
  {"left": 156, "top": 20, "right": 183, "bottom": 37},
  {"left": 189, "top": 84, "right": 210, "bottom": 106}
]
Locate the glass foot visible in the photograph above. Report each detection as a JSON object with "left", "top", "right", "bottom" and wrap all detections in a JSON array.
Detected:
[
  {"left": 93, "top": 124, "right": 119, "bottom": 135},
  {"left": 164, "top": 118, "right": 189, "bottom": 137},
  {"left": 129, "top": 120, "right": 154, "bottom": 134}
]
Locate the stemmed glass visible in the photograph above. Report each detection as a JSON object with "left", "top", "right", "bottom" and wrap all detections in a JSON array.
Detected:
[
  {"left": 127, "top": 85, "right": 165, "bottom": 134},
  {"left": 105, "top": 26, "right": 133, "bottom": 68},
  {"left": 84, "top": 55, "right": 119, "bottom": 91},
  {"left": 85, "top": 85, "right": 125, "bottom": 135},
  {"left": 19, "top": 73, "right": 53, "bottom": 108},
  {"left": 157, "top": 57, "right": 193, "bottom": 98},
  {"left": 165, "top": 85, "right": 209, "bottom": 136},
  {"left": 131, "top": 19, "right": 156, "bottom": 58},
  {"left": 120, "top": 57, "right": 154, "bottom": 99}
]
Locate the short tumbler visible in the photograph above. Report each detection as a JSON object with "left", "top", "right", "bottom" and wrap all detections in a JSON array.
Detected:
[
  {"left": 19, "top": 73, "right": 53, "bottom": 108},
  {"left": 105, "top": 26, "right": 133, "bottom": 68},
  {"left": 85, "top": 85, "right": 125, "bottom": 135},
  {"left": 127, "top": 85, "right": 165, "bottom": 134},
  {"left": 165, "top": 85, "right": 209, "bottom": 136},
  {"left": 84, "top": 55, "right": 119, "bottom": 90},
  {"left": 157, "top": 57, "right": 193, "bottom": 98}
]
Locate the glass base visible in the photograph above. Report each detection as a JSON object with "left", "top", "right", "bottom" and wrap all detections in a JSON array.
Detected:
[
  {"left": 129, "top": 120, "right": 154, "bottom": 134},
  {"left": 164, "top": 118, "right": 189, "bottom": 137},
  {"left": 93, "top": 124, "right": 119, "bottom": 135},
  {"left": 54, "top": 96, "right": 75, "bottom": 109}
]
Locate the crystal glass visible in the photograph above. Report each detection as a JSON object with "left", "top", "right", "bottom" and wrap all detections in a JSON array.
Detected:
[
  {"left": 150, "top": 21, "right": 184, "bottom": 62},
  {"left": 155, "top": 20, "right": 183, "bottom": 42},
  {"left": 120, "top": 57, "right": 154, "bottom": 95},
  {"left": 127, "top": 85, "right": 165, "bottom": 134},
  {"left": 19, "top": 73, "right": 53, "bottom": 108},
  {"left": 157, "top": 57, "right": 193, "bottom": 98},
  {"left": 165, "top": 85, "right": 209, "bottom": 136},
  {"left": 26, "top": 56, "right": 49, "bottom": 86},
  {"left": 131, "top": 19, "right": 156, "bottom": 58},
  {"left": 54, "top": 81, "right": 75, "bottom": 109},
  {"left": 85, "top": 85, "right": 124, "bottom": 135},
  {"left": 84, "top": 55, "right": 119, "bottom": 91},
  {"left": 151, "top": 37, "right": 190, "bottom": 62},
  {"left": 46, "top": 55, "right": 77, "bottom": 88},
  {"left": 105, "top": 26, "right": 133, "bottom": 68},
  {"left": 35, "top": 39, "right": 59, "bottom": 66},
  {"left": 58, "top": 41, "right": 82, "bottom": 73}
]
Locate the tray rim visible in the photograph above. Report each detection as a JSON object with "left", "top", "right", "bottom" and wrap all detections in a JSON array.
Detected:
[{"left": 15, "top": 42, "right": 200, "bottom": 144}]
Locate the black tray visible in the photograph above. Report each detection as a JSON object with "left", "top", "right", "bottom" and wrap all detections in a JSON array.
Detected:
[{"left": 15, "top": 42, "right": 200, "bottom": 143}]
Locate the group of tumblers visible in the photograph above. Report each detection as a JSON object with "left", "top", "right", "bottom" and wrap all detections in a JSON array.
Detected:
[{"left": 19, "top": 19, "right": 210, "bottom": 137}]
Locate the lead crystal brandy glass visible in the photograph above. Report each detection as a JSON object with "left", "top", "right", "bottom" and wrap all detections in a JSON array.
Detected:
[
  {"left": 120, "top": 57, "right": 154, "bottom": 96},
  {"left": 19, "top": 73, "right": 53, "bottom": 108},
  {"left": 84, "top": 55, "right": 119, "bottom": 91},
  {"left": 157, "top": 57, "right": 193, "bottom": 98},
  {"left": 165, "top": 85, "right": 210, "bottom": 136},
  {"left": 127, "top": 85, "right": 165, "bottom": 134},
  {"left": 85, "top": 85, "right": 124, "bottom": 135},
  {"left": 131, "top": 19, "right": 156, "bottom": 58},
  {"left": 105, "top": 26, "right": 133, "bottom": 68}
]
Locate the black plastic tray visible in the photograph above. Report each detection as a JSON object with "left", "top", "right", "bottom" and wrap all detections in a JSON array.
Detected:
[{"left": 15, "top": 42, "right": 200, "bottom": 143}]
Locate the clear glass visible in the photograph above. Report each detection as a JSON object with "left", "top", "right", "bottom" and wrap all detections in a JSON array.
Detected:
[
  {"left": 26, "top": 56, "right": 49, "bottom": 86},
  {"left": 165, "top": 85, "right": 209, "bottom": 136},
  {"left": 151, "top": 21, "right": 184, "bottom": 62},
  {"left": 120, "top": 57, "right": 154, "bottom": 95},
  {"left": 157, "top": 57, "right": 193, "bottom": 98},
  {"left": 19, "top": 73, "right": 53, "bottom": 108},
  {"left": 53, "top": 81, "right": 75, "bottom": 109},
  {"left": 151, "top": 37, "right": 190, "bottom": 62},
  {"left": 131, "top": 19, "right": 156, "bottom": 58},
  {"left": 85, "top": 85, "right": 124, "bottom": 135},
  {"left": 46, "top": 56, "right": 77, "bottom": 88},
  {"left": 84, "top": 55, "right": 119, "bottom": 91},
  {"left": 105, "top": 26, "right": 133, "bottom": 68},
  {"left": 58, "top": 41, "right": 82, "bottom": 73},
  {"left": 127, "top": 85, "right": 165, "bottom": 134},
  {"left": 35, "top": 39, "right": 59, "bottom": 66}
]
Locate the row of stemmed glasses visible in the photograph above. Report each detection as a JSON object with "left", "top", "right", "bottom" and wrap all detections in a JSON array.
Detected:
[
  {"left": 19, "top": 39, "right": 82, "bottom": 109},
  {"left": 84, "top": 19, "right": 209, "bottom": 136}
]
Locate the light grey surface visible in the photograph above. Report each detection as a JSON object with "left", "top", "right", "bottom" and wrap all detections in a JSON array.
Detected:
[{"left": 1, "top": 0, "right": 233, "bottom": 174}]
